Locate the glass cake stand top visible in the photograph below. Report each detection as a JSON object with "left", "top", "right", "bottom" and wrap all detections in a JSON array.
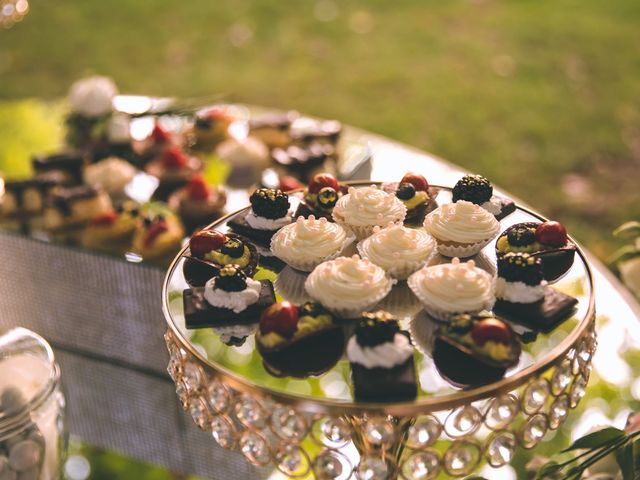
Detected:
[{"left": 163, "top": 185, "right": 594, "bottom": 415}]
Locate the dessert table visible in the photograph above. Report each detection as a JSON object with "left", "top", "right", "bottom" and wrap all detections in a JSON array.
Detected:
[{"left": 0, "top": 102, "right": 639, "bottom": 479}]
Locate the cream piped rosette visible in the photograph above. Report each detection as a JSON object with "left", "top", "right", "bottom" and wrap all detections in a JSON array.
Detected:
[
  {"left": 357, "top": 223, "right": 436, "bottom": 279},
  {"left": 423, "top": 200, "right": 500, "bottom": 257},
  {"left": 305, "top": 254, "right": 395, "bottom": 318},
  {"left": 407, "top": 257, "right": 495, "bottom": 320},
  {"left": 270, "top": 215, "right": 356, "bottom": 272},
  {"left": 332, "top": 185, "right": 407, "bottom": 240}
]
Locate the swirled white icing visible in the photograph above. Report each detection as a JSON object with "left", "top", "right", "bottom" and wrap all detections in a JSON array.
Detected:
[
  {"left": 358, "top": 224, "right": 435, "bottom": 269},
  {"left": 423, "top": 201, "right": 499, "bottom": 243},
  {"left": 204, "top": 278, "right": 262, "bottom": 313},
  {"left": 347, "top": 333, "right": 413, "bottom": 369},
  {"left": 495, "top": 277, "right": 545, "bottom": 303},
  {"left": 246, "top": 211, "right": 292, "bottom": 230},
  {"left": 305, "top": 255, "right": 393, "bottom": 310},
  {"left": 407, "top": 258, "right": 495, "bottom": 314},
  {"left": 271, "top": 215, "right": 354, "bottom": 263},
  {"left": 332, "top": 186, "right": 407, "bottom": 227}
]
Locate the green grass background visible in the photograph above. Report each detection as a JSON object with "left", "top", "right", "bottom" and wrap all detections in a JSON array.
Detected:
[{"left": 1, "top": 1, "right": 639, "bottom": 478}]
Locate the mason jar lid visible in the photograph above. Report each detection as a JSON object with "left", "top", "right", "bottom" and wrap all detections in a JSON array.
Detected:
[{"left": 0, "top": 327, "right": 60, "bottom": 440}]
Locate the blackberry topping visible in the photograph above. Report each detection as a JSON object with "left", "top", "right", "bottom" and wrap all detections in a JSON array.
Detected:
[
  {"left": 115, "top": 204, "right": 124, "bottom": 214},
  {"left": 497, "top": 252, "right": 543, "bottom": 286},
  {"left": 143, "top": 216, "right": 152, "bottom": 227},
  {"left": 506, "top": 224, "right": 536, "bottom": 247},
  {"left": 396, "top": 182, "right": 416, "bottom": 201},
  {"left": 250, "top": 188, "right": 290, "bottom": 220},
  {"left": 220, "top": 237, "right": 245, "bottom": 257},
  {"left": 214, "top": 265, "right": 248, "bottom": 292},
  {"left": 448, "top": 314, "right": 474, "bottom": 334},
  {"left": 130, "top": 208, "right": 140, "bottom": 217},
  {"left": 355, "top": 314, "right": 400, "bottom": 348},
  {"left": 317, "top": 187, "right": 338, "bottom": 209},
  {"left": 452, "top": 174, "right": 493, "bottom": 205},
  {"left": 299, "top": 302, "right": 326, "bottom": 317}
]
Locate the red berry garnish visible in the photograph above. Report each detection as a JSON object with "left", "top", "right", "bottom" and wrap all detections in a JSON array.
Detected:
[
  {"left": 535, "top": 221, "right": 568, "bottom": 247},
  {"left": 161, "top": 146, "right": 188, "bottom": 169},
  {"left": 401, "top": 173, "right": 429, "bottom": 192},
  {"left": 91, "top": 210, "right": 118, "bottom": 226},
  {"left": 259, "top": 302, "right": 299, "bottom": 339},
  {"left": 203, "top": 107, "right": 233, "bottom": 123},
  {"left": 308, "top": 173, "right": 340, "bottom": 194},
  {"left": 279, "top": 176, "right": 303, "bottom": 192},
  {"left": 151, "top": 123, "right": 171, "bottom": 144},
  {"left": 143, "top": 220, "right": 168, "bottom": 248},
  {"left": 186, "top": 175, "right": 209, "bottom": 201},
  {"left": 471, "top": 318, "right": 512, "bottom": 346},
  {"left": 189, "top": 230, "right": 227, "bottom": 257}
]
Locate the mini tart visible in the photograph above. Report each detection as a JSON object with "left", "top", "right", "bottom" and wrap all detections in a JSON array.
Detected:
[
  {"left": 43, "top": 185, "right": 113, "bottom": 234},
  {"left": 433, "top": 313, "right": 520, "bottom": 388},
  {"left": 423, "top": 200, "right": 500, "bottom": 257},
  {"left": 168, "top": 175, "right": 227, "bottom": 232},
  {"left": 294, "top": 173, "right": 343, "bottom": 220},
  {"left": 332, "top": 186, "right": 407, "bottom": 240},
  {"left": 381, "top": 173, "right": 438, "bottom": 224},
  {"left": 495, "top": 221, "right": 576, "bottom": 282},
  {"left": 347, "top": 312, "right": 417, "bottom": 401},
  {"left": 271, "top": 215, "right": 355, "bottom": 272},
  {"left": 145, "top": 146, "right": 203, "bottom": 197},
  {"left": 183, "top": 230, "right": 258, "bottom": 287},
  {"left": 357, "top": 223, "right": 436, "bottom": 279},
  {"left": 304, "top": 255, "right": 394, "bottom": 319},
  {"left": 248, "top": 111, "right": 297, "bottom": 149},
  {"left": 407, "top": 257, "right": 495, "bottom": 321},
  {"left": 493, "top": 252, "right": 578, "bottom": 332},
  {"left": 451, "top": 174, "right": 515, "bottom": 221},
  {"left": 81, "top": 202, "right": 139, "bottom": 254},
  {"left": 131, "top": 208, "right": 185, "bottom": 263},
  {"left": 192, "top": 107, "right": 234, "bottom": 151},
  {"left": 256, "top": 302, "right": 345, "bottom": 378},
  {"left": 184, "top": 266, "right": 276, "bottom": 329},
  {"left": 228, "top": 188, "right": 292, "bottom": 246}
]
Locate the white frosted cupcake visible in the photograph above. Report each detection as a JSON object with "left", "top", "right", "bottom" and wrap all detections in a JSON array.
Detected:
[
  {"left": 423, "top": 200, "right": 500, "bottom": 257},
  {"left": 305, "top": 255, "right": 395, "bottom": 318},
  {"left": 271, "top": 215, "right": 356, "bottom": 272},
  {"left": 332, "top": 185, "right": 407, "bottom": 240},
  {"left": 407, "top": 257, "right": 495, "bottom": 320},
  {"left": 357, "top": 223, "right": 436, "bottom": 279}
]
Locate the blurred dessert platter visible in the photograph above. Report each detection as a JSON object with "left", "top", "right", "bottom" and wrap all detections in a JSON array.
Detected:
[
  {"left": 0, "top": 76, "right": 349, "bottom": 265},
  {"left": 171, "top": 171, "right": 587, "bottom": 402}
]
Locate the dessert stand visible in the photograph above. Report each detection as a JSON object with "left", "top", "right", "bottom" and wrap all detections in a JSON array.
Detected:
[{"left": 162, "top": 185, "right": 596, "bottom": 480}]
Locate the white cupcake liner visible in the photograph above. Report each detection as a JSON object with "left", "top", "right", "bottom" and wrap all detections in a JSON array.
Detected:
[
  {"left": 274, "top": 266, "right": 313, "bottom": 305},
  {"left": 377, "top": 281, "right": 424, "bottom": 319},
  {"left": 270, "top": 231, "right": 356, "bottom": 273},
  {"left": 435, "top": 236, "right": 494, "bottom": 258},
  {"left": 306, "top": 277, "right": 396, "bottom": 320},
  {"left": 357, "top": 242, "right": 435, "bottom": 280},
  {"left": 406, "top": 271, "right": 495, "bottom": 321},
  {"left": 333, "top": 211, "right": 404, "bottom": 242}
]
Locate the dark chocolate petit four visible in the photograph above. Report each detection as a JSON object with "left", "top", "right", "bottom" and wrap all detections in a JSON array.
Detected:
[
  {"left": 493, "top": 252, "right": 578, "bottom": 332},
  {"left": 184, "top": 265, "right": 275, "bottom": 329},
  {"left": 42, "top": 185, "right": 113, "bottom": 236},
  {"left": 249, "top": 111, "right": 298, "bottom": 149},
  {"left": 183, "top": 229, "right": 258, "bottom": 287},
  {"left": 433, "top": 312, "right": 520, "bottom": 388},
  {"left": 228, "top": 188, "right": 292, "bottom": 246},
  {"left": 32, "top": 151, "right": 86, "bottom": 185},
  {"left": 452, "top": 174, "right": 515, "bottom": 221},
  {"left": 168, "top": 174, "right": 227, "bottom": 232},
  {"left": 347, "top": 313, "right": 417, "bottom": 402},
  {"left": 293, "top": 173, "right": 342, "bottom": 221},
  {"left": 256, "top": 301, "right": 344, "bottom": 378},
  {"left": 271, "top": 143, "right": 336, "bottom": 182},
  {"left": 496, "top": 221, "right": 577, "bottom": 282},
  {"left": 290, "top": 119, "right": 342, "bottom": 147},
  {"left": 0, "top": 173, "right": 64, "bottom": 220},
  {"left": 382, "top": 172, "right": 438, "bottom": 224}
]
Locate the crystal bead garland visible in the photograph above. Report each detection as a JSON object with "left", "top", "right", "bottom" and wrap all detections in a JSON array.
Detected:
[
  {"left": 163, "top": 320, "right": 597, "bottom": 479},
  {"left": 0, "top": 0, "right": 28, "bottom": 28}
]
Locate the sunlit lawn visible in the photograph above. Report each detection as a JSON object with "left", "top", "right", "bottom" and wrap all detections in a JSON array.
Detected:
[{"left": 1, "top": 0, "right": 639, "bottom": 478}]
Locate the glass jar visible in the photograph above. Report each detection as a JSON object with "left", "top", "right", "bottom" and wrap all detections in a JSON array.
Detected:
[{"left": 0, "top": 328, "right": 67, "bottom": 480}]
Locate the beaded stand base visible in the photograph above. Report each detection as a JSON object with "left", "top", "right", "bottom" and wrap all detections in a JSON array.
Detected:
[{"left": 164, "top": 316, "right": 596, "bottom": 480}]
